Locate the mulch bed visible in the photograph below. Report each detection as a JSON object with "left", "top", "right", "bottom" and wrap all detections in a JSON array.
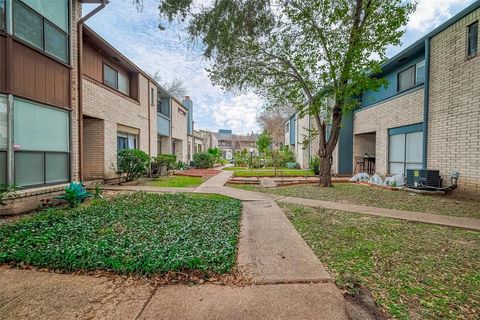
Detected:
[{"left": 175, "top": 169, "right": 221, "bottom": 177}]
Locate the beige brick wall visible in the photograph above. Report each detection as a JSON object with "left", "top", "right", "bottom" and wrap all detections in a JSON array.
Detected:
[
  {"left": 70, "top": 1, "right": 81, "bottom": 181},
  {"left": 83, "top": 118, "right": 105, "bottom": 179},
  {"left": 82, "top": 73, "right": 156, "bottom": 178},
  {"left": 353, "top": 88, "right": 424, "bottom": 175},
  {"left": 171, "top": 100, "right": 188, "bottom": 163},
  {"left": 428, "top": 8, "right": 480, "bottom": 193}
]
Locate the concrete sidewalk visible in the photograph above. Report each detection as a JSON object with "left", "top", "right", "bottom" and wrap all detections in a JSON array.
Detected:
[
  {"left": 278, "top": 196, "right": 480, "bottom": 231},
  {"left": 0, "top": 169, "right": 350, "bottom": 319}
]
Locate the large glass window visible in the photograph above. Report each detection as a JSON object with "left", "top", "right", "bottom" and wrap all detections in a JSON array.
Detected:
[
  {"left": 13, "top": 98, "right": 70, "bottom": 187},
  {"left": 0, "top": 0, "right": 5, "bottom": 31},
  {"left": 45, "top": 21, "right": 68, "bottom": 63},
  {"left": 468, "top": 21, "right": 478, "bottom": 57},
  {"left": 13, "top": 0, "right": 43, "bottom": 49},
  {"left": 22, "top": 0, "right": 68, "bottom": 32},
  {"left": 389, "top": 130, "right": 423, "bottom": 175},
  {"left": 13, "top": 0, "right": 69, "bottom": 63}
]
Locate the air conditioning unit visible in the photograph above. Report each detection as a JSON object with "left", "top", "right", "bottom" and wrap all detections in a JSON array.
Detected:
[{"left": 406, "top": 169, "right": 441, "bottom": 188}]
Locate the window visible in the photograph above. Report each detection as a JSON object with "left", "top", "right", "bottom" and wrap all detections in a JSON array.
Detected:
[
  {"left": 104, "top": 64, "right": 118, "bottom": 89},
  {"left": 285, "top": 122, "right": 290, "bottom": 133},
  {"left": 13, "top": 0, "right": 43, "bottom": 49},
  {"left": 13, "top": 98, "right": 70, "bottom": 187},
  {"left": 389, "top": 129, "right": 423, "bottom": 175},
  {"left": 151, "top": 88, "right": 155, "bottom": 106},
  {"left": 157, "top": 98, "right": 171, "bottom": 118},
  {"left": 397, "top": 66, "right": 415, "bottom": 92},
  {"left": 0, "top": 0, "right": 5, "bottom": 31},
  {"left": 468, "top": 21, "right": 478, "bottom": 57},
  {"left": 118, "top": 73, "right": 129, "bottom": 95},
  {"left": 415, "top": 60, "right": 425, "bottom": 84},
  {"left": 44, "top": 21, "right": 68, "bottom": 63},
  {"left": 13, "top": 0, "right": 69, "bottom": 63},
  {"left": 117, "top": 132, "right": 137, "bottom": 152},
  {"left": 103, "top": 63, "right": 131, "bottom": 96}
]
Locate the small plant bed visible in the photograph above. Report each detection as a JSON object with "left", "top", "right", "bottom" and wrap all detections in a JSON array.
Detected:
[
  {"left": 0, "top": 193, "right": 242, "bottom": 276},
  {"left": 231, "top": 183, "right": 480, "bottom": 219},
  {"left": 146, "top": 176, "right": 205, "bottom": 188},
  {"left": 281, "top": 203, "right": 480, "bottom": 319},
  {"left": 233, "top": 169, "right": 315, "bottom": 177},
  {"left": 175, "top": 169, "right": 220, "bottom": 177}
]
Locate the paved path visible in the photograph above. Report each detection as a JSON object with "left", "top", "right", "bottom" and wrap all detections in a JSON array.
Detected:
[
  {"left": 277, "top": 196, "right": 480, "bottom": 232},
  {"left": 0, "top": 169, "right": 350, "bottom": 320}
]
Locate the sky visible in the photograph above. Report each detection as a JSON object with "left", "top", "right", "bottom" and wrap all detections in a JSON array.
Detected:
[{"left": 84, "top": 0, "right": 476, "bottom": 134}]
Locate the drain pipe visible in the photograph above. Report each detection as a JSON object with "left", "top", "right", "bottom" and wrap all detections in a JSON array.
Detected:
[
  {"left": 77, "top": 0, "right": 108, "bottom": 181},
  {"left": 422, "top": 38, "right": 430, "bottom": 169}
]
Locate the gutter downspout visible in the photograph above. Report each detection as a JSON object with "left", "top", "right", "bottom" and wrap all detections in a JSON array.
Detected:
[
  {"left": 77, "top": 0, "right": 108, "bottom": 182},
  {"left": 147, "top": 81, "right": 151, "bottom": 157},
  {"left": 422, "top": 38, "right": 430, "bottom": 169}
]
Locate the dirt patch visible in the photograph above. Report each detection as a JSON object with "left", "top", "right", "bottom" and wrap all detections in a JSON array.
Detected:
[{"left": 344, "top": 286, "right": 388, "bottom": 320}]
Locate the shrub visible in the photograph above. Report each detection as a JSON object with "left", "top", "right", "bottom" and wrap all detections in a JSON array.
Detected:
[
  {"left": 193, "top": 152, "right": 214, "bottom": 168},
  {"left": 155, "top": 154, "right": 177, "bottom": 170},
  {"left": 56, "top": 182, "right": 92, "bottom": 208},
  {"left": 117, "top": 149, "right": 151, "bottom": 181},
  {"left": 207, "top": 147, "right": 223, "bottom": 163},
  {"left": 310, "top": 156, "right": 320, "bottom": 175}
]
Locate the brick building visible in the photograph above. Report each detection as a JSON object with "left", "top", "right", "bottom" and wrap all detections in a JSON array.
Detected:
[{"left": 286, "top": 1, "right": 480, "bottom": 193}]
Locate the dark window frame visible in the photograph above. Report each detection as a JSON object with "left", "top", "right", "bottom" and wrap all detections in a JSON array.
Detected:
[
  {"left": 467, "top": 21, "right": 478, "bottom": 58},
  {"left": 12, "top": 0, "right": 70, "bottom": 63},
  {"left": 103, "top": 62, "right": 132, "bottom": 97},
  {"left": 397, "top": 65, "right": 416, "bottom": 93}
]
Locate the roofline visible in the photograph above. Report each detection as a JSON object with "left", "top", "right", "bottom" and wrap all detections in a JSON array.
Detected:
[
  {"left": 83, "top": 25, "right": 189, "bottom": 108},
  {"left": 383, "top": 0, "right": 480, "bottom": 69}
]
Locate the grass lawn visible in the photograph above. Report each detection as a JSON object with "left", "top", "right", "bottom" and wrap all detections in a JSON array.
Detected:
[
  {"left": 0, "top": 193, "right": 242, "bottom": 275},
  {"left": 146, "top": 175, "right": 204, "bottom": 188},
  {"left": 282, "top": 203, "right": 480, "bottom": 319},
  {"left": 232, "top": 183, "right": 480, "bottom": 219}
]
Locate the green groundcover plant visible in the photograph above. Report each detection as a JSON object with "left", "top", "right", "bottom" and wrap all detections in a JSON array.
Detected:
[{"left": 0, "top": 193, "right": 242, "bottom": 275}]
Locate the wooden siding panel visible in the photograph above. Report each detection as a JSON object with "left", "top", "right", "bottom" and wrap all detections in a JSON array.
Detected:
[
  {"left": 11, "top": 40, "right": 70, "bottom": 109},
  {"left": 0, "top": 35, "right": 6, "bottom": 92}
]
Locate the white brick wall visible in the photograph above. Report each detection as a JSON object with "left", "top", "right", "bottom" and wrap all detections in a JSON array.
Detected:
[{"left": 428, "top": 8, "right": 480, "bottom": 193}]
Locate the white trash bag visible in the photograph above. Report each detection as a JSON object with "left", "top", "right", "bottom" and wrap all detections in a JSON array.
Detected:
[
  {"left": 349, "top": 172, "right": 370, "bottom": 182},
  {"left": 368, "top": 174, "right": 384, "bottom": 186},
  {"left": 385, "top": 174, "right": 405, "bottom": 187}
]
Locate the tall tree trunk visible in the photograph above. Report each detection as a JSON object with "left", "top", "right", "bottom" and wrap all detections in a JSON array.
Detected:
[{"left": 318, "top": 152, "right": 333, "bottom": 187}]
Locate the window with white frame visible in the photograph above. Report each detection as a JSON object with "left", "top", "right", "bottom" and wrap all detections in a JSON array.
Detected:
[
  {"left": 13, "top": 0, "right": 69, "bottom": 63},
  {"left": 389, "top": 129, "right": 423, "bottom": 175},
  {"left": 117, "top": 132, "right": 137, "bottom": 152}
]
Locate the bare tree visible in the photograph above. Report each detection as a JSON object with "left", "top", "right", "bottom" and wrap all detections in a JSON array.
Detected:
[
  {"left": 257, "top": 106, "right": 294, "bottom": 148},
  {"left": 151, "top": 71, "right": 188, "bottom": 99}
]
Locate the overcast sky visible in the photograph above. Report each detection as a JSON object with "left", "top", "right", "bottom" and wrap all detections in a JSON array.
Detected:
[{"left": 85, "top": 0, "right": 475, "bottom": 134}]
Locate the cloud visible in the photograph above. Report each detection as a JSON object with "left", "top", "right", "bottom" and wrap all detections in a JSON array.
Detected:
[
  {"left": 407, "top": 0, "right": 475, "bottom": 33},
  {"left": 85, "top": 0, "right": 262, "bottom": 134}
]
